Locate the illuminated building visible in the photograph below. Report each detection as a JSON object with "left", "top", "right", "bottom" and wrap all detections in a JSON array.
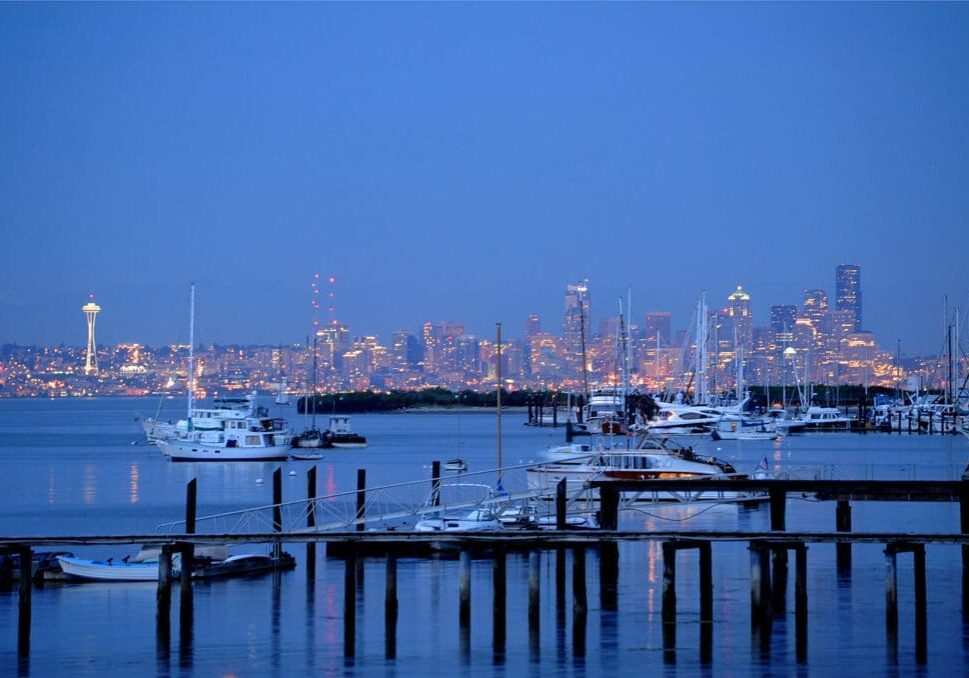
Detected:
[
  {"left": 563, "top": 280, "right": 590, "bottom": 386},
  {"left": 726, "top": 286, "right": 752, "bottom": 350},
  {"left": 836, "top": 264, "right": 862, "bottom": 331}
]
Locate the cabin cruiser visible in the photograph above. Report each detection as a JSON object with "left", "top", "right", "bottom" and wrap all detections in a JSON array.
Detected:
[
  {"left": 712, "top": 418, "right": 781, "bottom": 441},
  {"left": 527, "top": 435, "right": 760, "bottom": 503},
  {"left": 158, "top": 415, "right": 292, "bottom": 461},
  {"left": 139, "top": 392, "right": 266, "bottom": 444},
  {"left": 800, "top": 406, "right": 853, "bottom": 431},
  {"left": 644, "top": 403, "right": 727, "bottom": 435}
]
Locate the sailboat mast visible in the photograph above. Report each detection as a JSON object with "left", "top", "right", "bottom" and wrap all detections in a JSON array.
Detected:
[
  {"left": 187, "top": 284, "right": 195, "bottom": 426},
  {"left": 496, "top": 322, "right": 503, "bottom": 486}
]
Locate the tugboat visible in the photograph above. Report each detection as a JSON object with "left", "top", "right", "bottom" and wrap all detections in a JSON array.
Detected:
[{"left": 324, "top": 415, "right": 367, "bottom": 448}]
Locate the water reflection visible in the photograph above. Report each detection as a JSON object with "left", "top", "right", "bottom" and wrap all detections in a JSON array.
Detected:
[{"left": 128, "top": 461, "right": 140, "bottom": 504}]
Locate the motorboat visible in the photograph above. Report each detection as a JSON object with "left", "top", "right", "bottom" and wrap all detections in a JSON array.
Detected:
[
  {"left": 414, "top": 509, "right": 504, "bottom": 532},
  {"left": 193, "top": 551, "right": 295, "bottom": 580},
  {"left": 526, "top": 435, "right": 759, "bottom": 503},
  {"left": 800, "top": 406, "right": 854, "bottom": 431},
  {"left": 645, "top": 403, "right": 726, "bottom": 435},
  {"left": 0, "top": 550, "right": 73, "bottom": 583},
  {"left": 711, "top": 418, "right": 781, "bottom": 441},
  {"left": 158, "top": 415, "right": 292, "bottom": 462},
  {"left": 58, "top": 555, "right": 173, "bottom": 582},
  {"left": 444, "top": 459, "right": 467, "bottom": 472},
  {"left": 582, "top": 388, "right": 628, "bottom": 435},
  {"left": 290, "top": 452, "right": 323, "bottom": 461},
  {"left": 138, "top": 392, "right": 266, "bottom": 444},
  {"left": 324, "top": 416, "right": 367, "bottom": 448}
]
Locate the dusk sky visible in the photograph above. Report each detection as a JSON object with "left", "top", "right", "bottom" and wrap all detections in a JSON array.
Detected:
[{"left": 1, "top": 3, "right": 966, "bottom": 355}]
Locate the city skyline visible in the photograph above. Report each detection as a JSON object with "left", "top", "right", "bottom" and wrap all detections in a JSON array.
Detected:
[{"left": 2, "top": 4, "right": 967, "bottom": 353}]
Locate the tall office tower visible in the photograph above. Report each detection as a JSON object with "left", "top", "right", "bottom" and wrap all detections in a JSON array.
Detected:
[
  {"left": 726, "top": 286, "right": 752, "bottom": 349},
  {"left": 563, "top": 280, "right": 590, "bottom": 383},
  {"left": 316, "top": 323, "right": 351, "bottom": 375},
  {"left": 82, "top": 295, "right": 101, "bottom": 375},
  {"left": 524, "top": 314, "right": 542, "bottom": 341},
  {"left": 835, "top": 264, "right": 862, "bottom": 331},
  {"left": 421, "top": 322, "right": 465, "bottom": 374},
  {"left": 769, "top": 305, "right": 798, "bottom": 335},
  {"left": 643, "top": 311, "right": 672, "bottom": 346},
  {"left": 802, "top": 289, "right": 828, "bottom": 324},
  {"left": 391, "top": 331, "right": 423, "bottom": 371}
]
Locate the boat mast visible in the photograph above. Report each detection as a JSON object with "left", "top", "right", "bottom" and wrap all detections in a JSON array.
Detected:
[
  {"left": 496, "top": 322, "right": 503, "bottom": 488},
  {"left": 696, "top": 292, "right": 707, "bottom": 406},
  {"left": 187, "top": 284, "right": 195, "bottom": 430}
]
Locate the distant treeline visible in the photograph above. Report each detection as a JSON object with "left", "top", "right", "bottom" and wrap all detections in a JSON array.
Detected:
[
  {"left": 296, "top": 388, "right": 568, "bottom": 414},
  {"left": 296, "top": 384, "right": 916, "bottom": 414}
]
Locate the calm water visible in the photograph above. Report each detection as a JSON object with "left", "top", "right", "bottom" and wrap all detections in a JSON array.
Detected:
[{"left": 2, "top": 397, "right": 969, "bottom": 675}]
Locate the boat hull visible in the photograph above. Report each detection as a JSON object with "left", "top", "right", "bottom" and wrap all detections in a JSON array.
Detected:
[
  {"left": 58, "top": 556, "right": 163, "bottom": 582},
  {"left": 159, "top": 440, "right": 292, "bottom": 462}
]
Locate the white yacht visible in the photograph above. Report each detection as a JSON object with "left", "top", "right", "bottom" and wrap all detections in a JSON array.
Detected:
[
  {"left": 139, "top": 392, "right": 265, "bottom": 444},
  {"left": 526, "top": 435, "right": 759, "bottom": 503},
  {"left": 158, "top": 415, "right": 292, "bottom": 462},
  {"left": 800, "top": 406, "right": 854, "bottom": 431},
  {"left": 414, "top": 508, "right": 504, "bottom": 533}
]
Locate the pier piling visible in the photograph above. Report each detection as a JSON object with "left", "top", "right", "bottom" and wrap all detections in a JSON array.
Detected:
[
  {"left": 156, "top": 545, "right": 174, "bottom": 660},
  {"left": 836, "top": 500, "right": 852, "bottom": 573},
  {"left": 356, "top": 469, "right": 366, "bottom": 532},
  {"left": 385, "top": 553, "right": 397, "bottom": 659},
  {"left": 493, "top": 549, "right": 506, "bottom": 656},
  {"left": 459, "top": 549, "right": 471, "bottom": 628},
  {"left": 661, "top": 540, "right": 714, "bottom": 664},
  {"left": 884, "top": 542, "right": 927, "bottom": 665},
  {"left": 572, "top": 546, "right": 587, "bottom": 657},
  {"left": 17, "top": 546, "right": 30, "bottom": 658},
  {"left": 431, "top": 461, "right": 441, "bottom": 507},
  {"left": 306, "top": 466, "right": 317, "bottom": 577},
  {"left": 343, "top": 550, "right": 357, "bottom": 658},
  {"left": 556, "top": 478, "right": 567, "bottom": 530},
  {"left": 529, "top": 551, "right": 541, "bottom": 657}
]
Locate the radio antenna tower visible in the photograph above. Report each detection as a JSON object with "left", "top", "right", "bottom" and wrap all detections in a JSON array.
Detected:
[
  {"left": 82, "top": 294, "right": 101, "bottom": 375},
  {"left": 326, "top": 275, "right": 338, "bottom": 326},
  {"left": 310, "top": 273, "right": 322, "bottom": 335}
]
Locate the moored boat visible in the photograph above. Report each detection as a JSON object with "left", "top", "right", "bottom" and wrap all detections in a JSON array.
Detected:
[
  {"left": 324, "top": 416, "right": 367, "bottom": 448},
  {"left": 58, "top": 555, "right": 169, "bottom": 582},
  {"left": 158, "top": 415, "right": 292, "bottom": 462}
]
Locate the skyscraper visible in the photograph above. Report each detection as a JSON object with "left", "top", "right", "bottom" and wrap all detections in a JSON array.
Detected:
[
  {"left": 726, "top": 286, "right": 752, "bottom": 349},
  {"left": 769, "top": 305, "right": 797, "bottom": 335},
  {"left": 835, "top": 264, "right": 862, "bottom": 331},
  {"left": 563, "top": 280, "right": 590, "bottom": 383}
]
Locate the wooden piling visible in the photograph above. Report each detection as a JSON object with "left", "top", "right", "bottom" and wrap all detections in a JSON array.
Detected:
[
  {"left": 459, "top": 549, "right": 471, "bottom": 628},
  {"left": 961, "top": 481, "right": 969, "bottom": 617},
  {"left": 17, "top": 546, "right": 31, "bottom": 658},
  {"left": 343, "top": 550, "right": 356, "bottom": 658},
  {"left": 157, "top": 545, "right": 174, "bottom": 659},
  {"left": 769, "top": 488, "right": 787, "bottom": 531},
  {"left": 306, "top": 466, "right": 317, "bottom": 577},
  {"left": 795, "top": 544, "right": 808, "bottom": 663},
  {"left": 572, "top": 546, "right": 587, "bottom": 657},
  {"left": 179, "top": 544, "right": 194, "bottom": 669},
  {"left": 385, "top": 553, "right": 397, "bottom": 659},
  {"left": 556, "top": 478, "right": 567, "bottom": 530},
  {"left": 272, "top": 468, "right": 282, "bottom": 533},
  {"left": 749, "top": 542, "right": 772, "bottom": 625},
  {"left": 599, "top": 542, "right": 619, "bottom": 611},
  {"left": 528, "top": 550, "right": 541, "bottom": 633},
  {"left": 836, "top": 500, "right": 852, "bottom": 572},
  {"left": 431, "top": 461, "right": 441, "bottom": 507},
  {"left": 599, "top": 486, "right": 620, "bottom": 531},
  {"left": 555, "top": 547, "right": 567, "bottom": 631},
  {"left": 356, "top": 469, "right": 366, "bottom": 532},
  {"left": 661, "top": 542, "right": 676, "bottom": 625},
  {"left": 493, "top": 549, "right": 506, "bottom": 655},
  {"left": 185, "top": 479, "right": 197, "bottom": 534},
  {"left": 914, "top": 544, "right": 927, "bottom": 664}
]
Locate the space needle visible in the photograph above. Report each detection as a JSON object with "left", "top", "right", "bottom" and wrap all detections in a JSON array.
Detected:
[{"left": 82, "top": 295, "right": 101, "bottom": 375}]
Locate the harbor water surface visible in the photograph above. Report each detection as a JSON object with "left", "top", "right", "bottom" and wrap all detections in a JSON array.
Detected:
[{"left": 2, "top": 397, "right": 969, "bottom": 674}]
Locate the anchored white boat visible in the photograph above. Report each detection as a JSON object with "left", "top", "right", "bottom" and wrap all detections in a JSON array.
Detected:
[
  {"left": 325, "top": 416, "right": 367, "bottom": 448},
  {"left": 139, "top": 392, "right": 266, "bottom": 444},
  {"left": 712, "top": 418, "right": 782, "bottom": 441},
  {"left": 159, "top": 416, "right": 292, "bottom": 461},
  {"left": 527, "top": 435, "right": 761, "bottom": 503}
]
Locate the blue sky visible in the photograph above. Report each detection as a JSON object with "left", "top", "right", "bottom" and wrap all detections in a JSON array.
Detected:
[{"left": 1, "top": 3, "right": 966, "bottom": 354}]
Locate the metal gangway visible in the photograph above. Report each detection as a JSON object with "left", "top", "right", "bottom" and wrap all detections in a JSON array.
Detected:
[{"left": 155, "top": 459, "right": 591, "bottom": 537}]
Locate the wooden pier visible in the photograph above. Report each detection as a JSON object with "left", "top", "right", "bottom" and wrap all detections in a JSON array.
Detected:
[{"left": 4, "top": 476, "right": 969, "bottom": 666}]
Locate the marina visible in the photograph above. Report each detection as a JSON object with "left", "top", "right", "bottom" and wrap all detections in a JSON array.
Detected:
[{"left": 2, "top": 397, "right": 969, "bottom": 674}]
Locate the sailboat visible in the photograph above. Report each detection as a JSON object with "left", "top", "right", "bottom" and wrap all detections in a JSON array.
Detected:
[{"left": 292, "top": 337, "right": 324, "bottom": 448}]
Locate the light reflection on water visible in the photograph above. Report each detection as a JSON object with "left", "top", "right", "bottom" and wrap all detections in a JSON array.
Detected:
[{"left": 1, "top": 397, "right": 968, "bottom": 674}]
